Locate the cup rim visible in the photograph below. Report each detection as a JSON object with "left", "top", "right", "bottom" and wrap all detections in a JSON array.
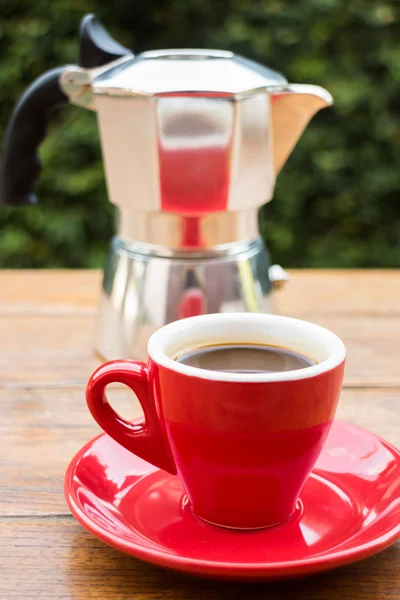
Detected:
[{"left": 147, "top": 313, "right": 346, "bottom": 382}]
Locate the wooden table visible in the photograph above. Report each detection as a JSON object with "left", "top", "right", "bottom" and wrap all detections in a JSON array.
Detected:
[{"left": 1, "top": 269, "right": 399, "bottom": 599}]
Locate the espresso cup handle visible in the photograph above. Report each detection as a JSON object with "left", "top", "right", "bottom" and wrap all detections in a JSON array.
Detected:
[{"left": 86, "top": 360, "right": 176, "bottom": 474}]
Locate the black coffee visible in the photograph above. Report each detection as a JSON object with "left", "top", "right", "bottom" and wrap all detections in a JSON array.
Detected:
[{"left": 175, "top": 343, "right": 316, "bottom": 374}]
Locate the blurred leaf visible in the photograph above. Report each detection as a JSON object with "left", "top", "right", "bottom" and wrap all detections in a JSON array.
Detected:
[{"left": 0, "top": 0, "right": 399, "bottom": 268}]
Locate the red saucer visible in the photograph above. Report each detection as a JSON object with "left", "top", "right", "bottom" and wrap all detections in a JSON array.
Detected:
[{"left": 65, "top": 420, "right": 400, "bottom": 581}]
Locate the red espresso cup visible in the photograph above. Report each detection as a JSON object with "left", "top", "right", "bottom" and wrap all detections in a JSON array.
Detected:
[{"left": 86, "top": 313, "right": 346, "bottom": 529}]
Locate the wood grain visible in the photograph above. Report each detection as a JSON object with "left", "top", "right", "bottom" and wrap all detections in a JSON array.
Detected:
[
  {"left": 0, "top": 520, "right": 399, "bottom": 600},
  {"left": 0, "top": 386, "right": 399, "bottom": 517},
  {"left": 275, "top": 269, "right": 400, "bottom": 316},
  {"left": 0, "top": 270, "right": 399, "bottom": 599},
  {"left": 0, "top": 315, "right": 98, "bottom": 387},
  {"left": 1, "top": 314, "right": 400, "bottom": 386},
  {"left": 0, "top": 269, "right": 101, "bottom": 314},
  {"left": 0, "top": 386, "right": 140, "bottom": 516},
  {"left": 1, "top": 269, "right": 399, "bottom": 315}
]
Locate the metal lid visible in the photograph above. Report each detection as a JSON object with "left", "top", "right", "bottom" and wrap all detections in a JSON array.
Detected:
[{"left": 92, "top": 50, "right": 288, "bottom": 97}]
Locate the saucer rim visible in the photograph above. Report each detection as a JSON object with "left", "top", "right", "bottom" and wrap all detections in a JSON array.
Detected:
[{"left": 64, "top": 420, "right": 400, "bottom": 578}]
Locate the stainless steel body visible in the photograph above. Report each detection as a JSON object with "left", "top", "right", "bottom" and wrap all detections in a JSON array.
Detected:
[
  {"left": 0, "top": 15, "right": 332, "bottom": 360},
  {"left": 79, "top": 44, "right": 330, "bottom": 359},
  {"left": 98, "top": 236, "right": 278, "bottom": 361},
  {"left": 60, "top": 50, "right": 332, "bottom": 247}
]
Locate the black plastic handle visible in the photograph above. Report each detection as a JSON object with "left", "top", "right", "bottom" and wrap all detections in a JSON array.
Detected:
[
  {"left": 0, "top": 67, "right": 68, "bottom": 205},
  {"left": 0, "top": 14, "right": 131, "bottom": 206},
  {"left": 79, "top": 14, "right": 131, "bottom": 68}
]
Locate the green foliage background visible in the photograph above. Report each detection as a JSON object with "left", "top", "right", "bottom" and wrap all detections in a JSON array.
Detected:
[{"left": 0, "top": 1, "right": 399, "bottom": 268}]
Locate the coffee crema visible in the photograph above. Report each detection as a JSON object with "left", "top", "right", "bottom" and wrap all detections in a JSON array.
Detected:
[{"left": 175, "top": 343, "right": 316, "bottom": 374}]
